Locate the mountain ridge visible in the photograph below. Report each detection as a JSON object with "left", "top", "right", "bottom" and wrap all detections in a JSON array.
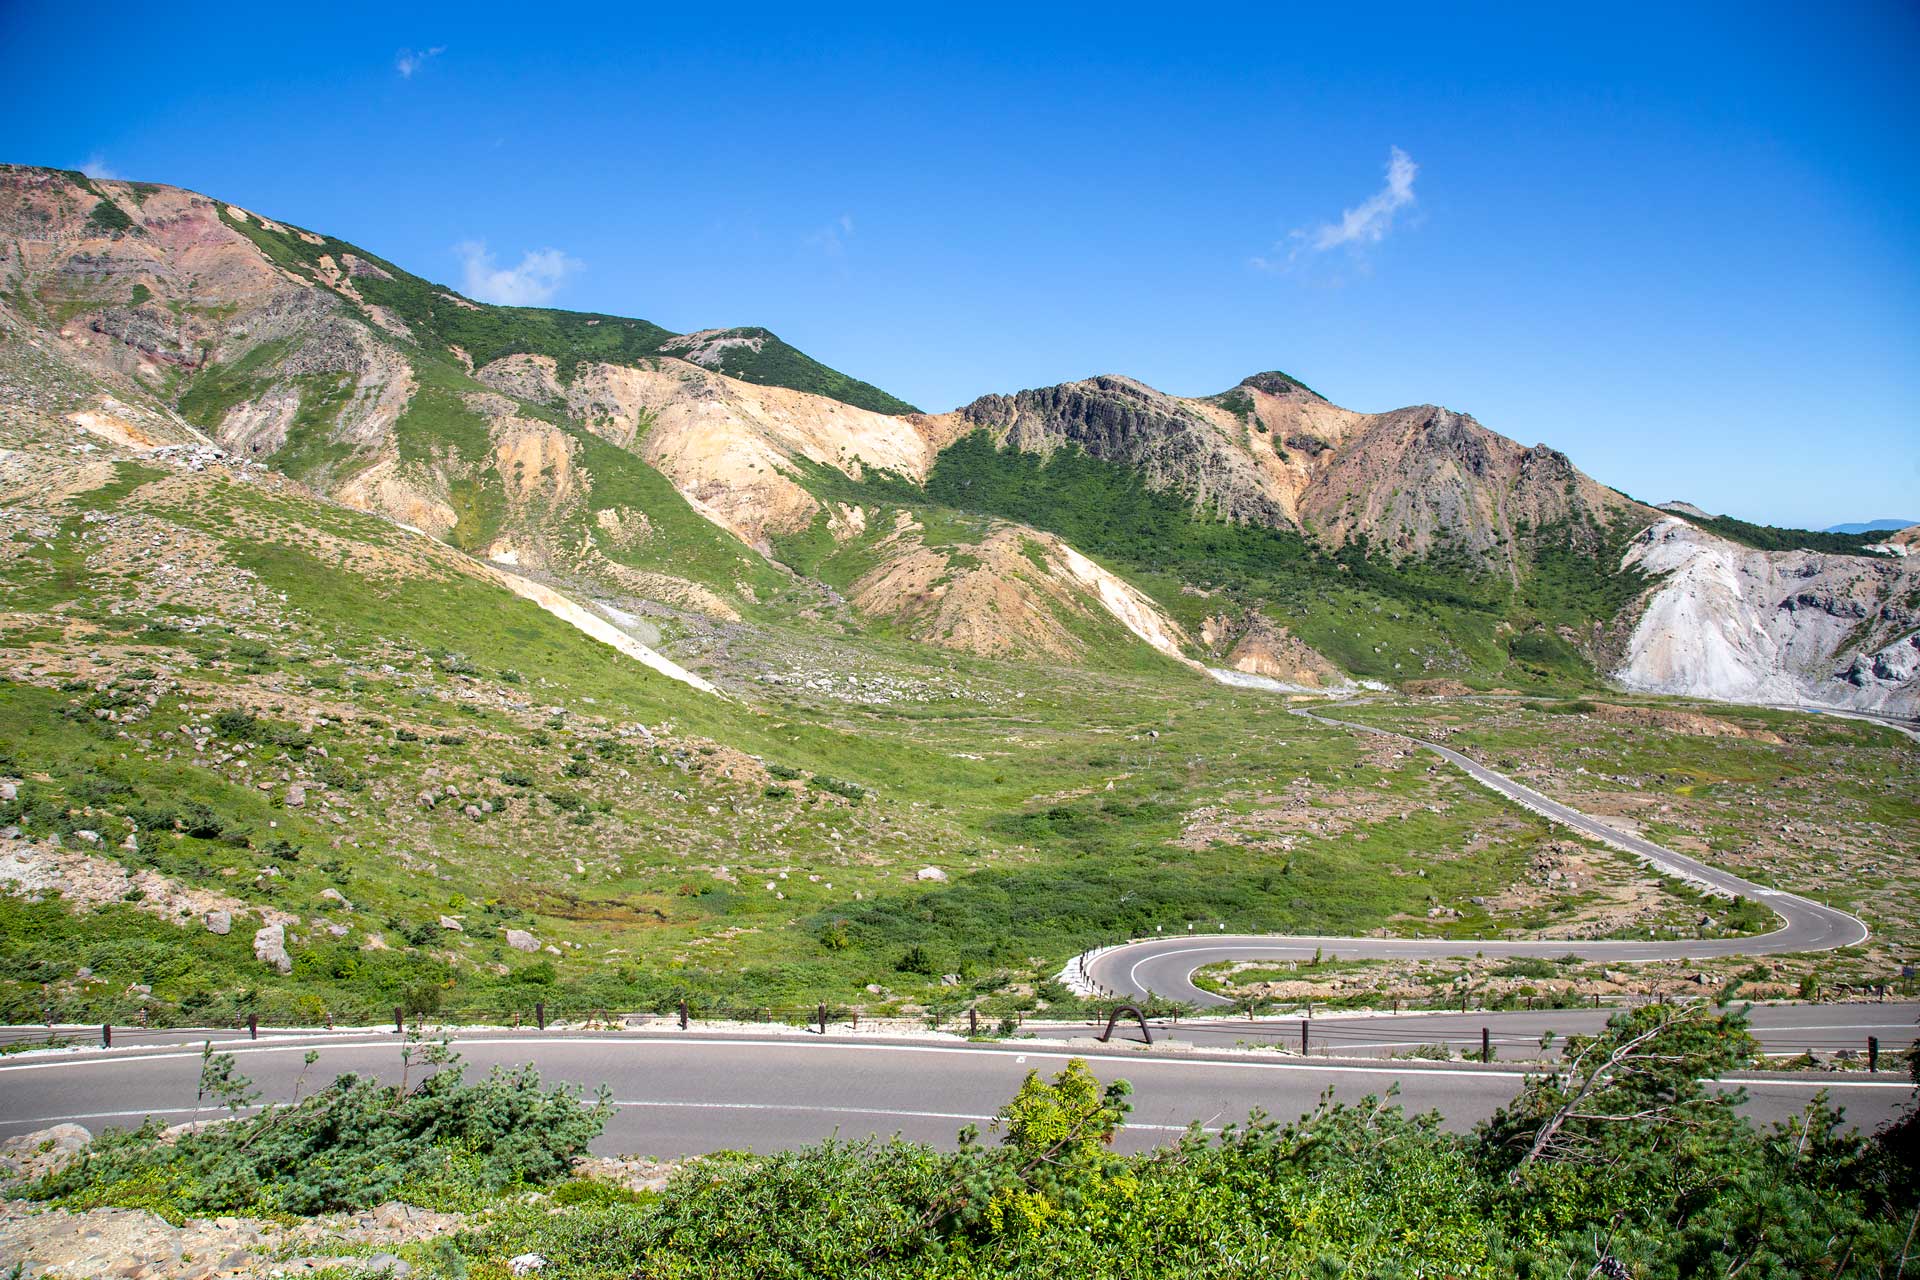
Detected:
[{"left": 4, "top": 161, "right": 1915, "bottom": 713}]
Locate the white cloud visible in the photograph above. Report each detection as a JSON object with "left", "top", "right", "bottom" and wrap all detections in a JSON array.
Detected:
[
  {"left": 455, "top": 241, "right": 582, "bottom": 306},
  {"left": 807, "top": 213, "right": 855, "bottom": 258},
  {"left": 395, "top": 46, "right": 445, "bottom": 78},
  {"left": 80, "top": 154, "right": 122, "bottom": 181},
  {"left": 1257, "top": 146, "right": 1419, "bottom": 271}
]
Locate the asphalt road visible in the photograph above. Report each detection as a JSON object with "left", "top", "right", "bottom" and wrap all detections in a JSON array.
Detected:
[
  {"left": 1024, "top": 1001, "right": 1920, "bottom": 1059},
  {"left": 1081, "top": 711, "right": 1871, "bottom": 1007},
  {"left": 1, "top": 1028, "right": 1912, "bottom": 1157}
]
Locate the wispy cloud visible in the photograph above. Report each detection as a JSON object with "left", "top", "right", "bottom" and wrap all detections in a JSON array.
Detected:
[
  {"left": 80, "top": 154, "right": 122, "bottom": 181},
  {"left": 806, "top": 213, "right": 855, "bottom": 258},
  {"left": 455, "top": 241, "right": 582, "bottom": 306},
  {"left": 395, "top": 46, "right": 445, "bottom": 78},
  {"left": 1255, "top": 146, "right": 1419, "bottom": 272}
]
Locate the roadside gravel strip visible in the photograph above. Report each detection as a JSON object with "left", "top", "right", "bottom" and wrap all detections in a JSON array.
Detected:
[{"left": 1076, "top": 710, "right": 1871, "bottom": 1007}]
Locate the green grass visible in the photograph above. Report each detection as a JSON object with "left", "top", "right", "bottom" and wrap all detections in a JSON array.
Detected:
[{"left": 208, "top": 203, "right": 912, "bottom": 412}]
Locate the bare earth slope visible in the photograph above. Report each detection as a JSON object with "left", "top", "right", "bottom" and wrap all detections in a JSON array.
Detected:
[{"left": 1614, "top": 517, "right": 1920, "bottom": 715}]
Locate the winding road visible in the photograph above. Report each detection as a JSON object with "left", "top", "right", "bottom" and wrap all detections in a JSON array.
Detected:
[
  {"left": 1080, "top": 711, "right": 1871, "bottom": 1007},
  {"left": 1, "top": 1020, "right": 1912, "bottom": 1157}
]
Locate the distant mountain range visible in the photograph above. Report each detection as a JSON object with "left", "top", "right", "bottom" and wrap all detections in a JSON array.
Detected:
[
  {"left": 3, "top": 161, "right": 1916, "bottom": 715},
  {"left": 1825, "top": 519, "right": 1919, "bottom": 535}
]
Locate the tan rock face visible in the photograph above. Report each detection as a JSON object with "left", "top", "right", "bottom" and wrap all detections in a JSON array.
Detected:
[
  {"left": 841, "top": 514, "right": 1195, "bottom": 664},
  {"left": 921, "top": 370, "right": 1656, "bottom": 581},
  {"left": 561, "top": 357, "right": 934, "bottom": 549},
  {"left": 1213, "top": 612, "right": 1344, "bottom": 688}
]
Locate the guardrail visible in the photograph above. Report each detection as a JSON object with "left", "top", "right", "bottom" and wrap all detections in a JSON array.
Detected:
[{"left": 3, "top": 996, "right": 1910, "bottom": 1073}]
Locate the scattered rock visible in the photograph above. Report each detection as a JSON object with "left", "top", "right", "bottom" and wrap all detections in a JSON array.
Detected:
[
  {"left": 505, "top": 928, "right": 538, "bottom": 952},
  {"left": 509, "top": 1253, "right": 548, "bottom": 1275},
  {"left": 253, "top": 922, "right": 292, "bottom": 974},
  {"left": 205, "top": 909, "right": 232, "bottom": 935},
  {"left": 915, "top": 866, "right": 948, "bottom": 882}
]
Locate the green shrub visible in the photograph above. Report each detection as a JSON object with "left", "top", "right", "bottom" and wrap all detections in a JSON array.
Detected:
[
  {"left": 812, "top": 775, "right": 866, "bottom": 802},
  {"left": 25, "top": 1060, "right": 609, "bottom": 1219},
  {"left": 86, "top": 199, "right": 134, "bottom": 234}
]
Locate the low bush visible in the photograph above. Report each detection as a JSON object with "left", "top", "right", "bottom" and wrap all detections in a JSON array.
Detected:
[{"left": 23, "top": 1054, "right": 608, "bottom": 1219}]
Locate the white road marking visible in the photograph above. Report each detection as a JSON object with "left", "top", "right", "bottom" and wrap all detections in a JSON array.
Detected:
[{"left": 0, "top": 1035, "right": 1909, "bottom": 1086}]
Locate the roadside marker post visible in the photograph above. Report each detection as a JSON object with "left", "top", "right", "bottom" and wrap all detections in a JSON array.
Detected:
[
  {"left": 393, "top": 1006, "right": 403, "bottom": 1034},
  {"left": 1868, "top": 1036, "right": 1878, "bottom": 1073},
  {"left": 248, "top": 1013, "right": 258, "bottom": 1041},
  {"left": 817, "top": 1003, "right": 828, "bottom": 1035},
  {"left": 679, "top": 999, "right": 689, "bottom": 1030},
  {"left": 536, "top": 1001, "right": 546, "bottom": 1031},
  {"left": 101, "top": 1022, "right": 110, "bottom": 1049},
  {"left": 969, "top": 1007, "right": 978, "bottom": 1036},
  {"left": 1481, "top": 1027, "right": 1492, "bottom": 1063},
  {"left": 1300, "top": 1020, "right": 1309, "bottom": 1055}
]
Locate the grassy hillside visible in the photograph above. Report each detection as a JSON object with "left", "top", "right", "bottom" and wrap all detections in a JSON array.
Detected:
[{"left": 212, "top": 203, "right": 910, "bottom": 410}]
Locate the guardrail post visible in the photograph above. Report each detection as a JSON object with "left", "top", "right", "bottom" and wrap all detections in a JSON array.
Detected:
[
  {"left": 536, "top": 1001, "right": 546, "bottom": 1031},
  {"left": 679, "top": 999, "right": 689, "bottom": 1030},
  {"left": 1868, "top": 1036, "right": 1878, "bottom": 1073},
  {"left": 101, "top": 1022, "right": 110, "bottom": 1049},
  {"left": 248, "top": 1013, "right": 258, "bottom": 1041},
  {"left": 1481, "top": 1027, "right": 1491, "bottom": 1063}
]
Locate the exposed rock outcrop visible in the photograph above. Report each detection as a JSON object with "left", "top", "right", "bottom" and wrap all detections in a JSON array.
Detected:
[{"left": 1612, "top": 518, "right": 1920, "bottom": 715}]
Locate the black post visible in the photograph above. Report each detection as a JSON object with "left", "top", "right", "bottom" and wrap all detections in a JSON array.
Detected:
[
  {"left": 1300, "top": 1019, "right": 1309, "bottom": 1055},
  {"left": 969, "top": 1007, "right": 978, "bottom": 1036},
  {"left": 1593, "top": 993, "right": 1601, "bottom": 1008},
  {"left": 101, "top": 1022, "right": 110, "bottom": 1049},
  {"left": 679, "top": 998, "right": 689, "bottom": 1030},
  {"left": 818, "top": 1002, "right": 827, "bottom": 1035},
  {"left": 1481, "top": 1027, "right": 1492, "bottom": 1063},
  {"left": 393, "top": 1006, "right": 403, "bottom": 1034},
  {"left": 1868, "top": 1036, "right": 1879, "bottom": 1073},
  {"left": 248, "top": 1013, "right": 258, "bottom": 1041},
  {"left": 536, "top": 1001, "right": 546, "bottom": 1031}
]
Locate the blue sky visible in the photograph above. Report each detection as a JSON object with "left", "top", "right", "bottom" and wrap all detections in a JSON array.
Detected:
[{"left": 4, "top": 3, "right": 1916, "bottom": 527}]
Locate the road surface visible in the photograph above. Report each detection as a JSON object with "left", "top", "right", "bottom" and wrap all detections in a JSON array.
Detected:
[
  {"left": 1, "top": 1026, "right": 1911, "bottom": 1157},
  {"left": 1080, "top": 711, "right": 1870, "bottom": 1006}
]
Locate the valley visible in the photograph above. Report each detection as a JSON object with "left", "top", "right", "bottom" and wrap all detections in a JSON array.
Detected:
[{"left": 0, "top": 162, "right": 1914, "bottom": 1035}]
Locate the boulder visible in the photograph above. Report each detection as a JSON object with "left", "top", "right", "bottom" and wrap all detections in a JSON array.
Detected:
[
  {"left": 253, "top": 922, "right": 292, "bottom": 974},
  {"left": 915, "top": 866, "right": 948, "bottom": 882},
  {"left": 505, "top": 928, "right": 538, "bottom": 952},
  {"left": 205, "top": 909, "right": 232, "bottom": 935},
  {"left": 0, "top": 1123, "right": 91, "bottom": 1179}
]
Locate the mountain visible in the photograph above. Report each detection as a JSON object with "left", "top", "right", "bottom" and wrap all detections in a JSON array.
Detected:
[
  {"left": 1827, "top": 519, "right": 1920, "bottom": 535},
  {"left": 4, "top": 161, "right": 1918, "bottom": 1034},
  {"left": 3, "top": 161, "right": 1916, "bottom": 714}
]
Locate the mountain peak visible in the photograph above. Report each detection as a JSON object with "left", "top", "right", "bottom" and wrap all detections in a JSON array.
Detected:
[{"left": 1237, "top": 370, "right": 1325, "bottom": 401}]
